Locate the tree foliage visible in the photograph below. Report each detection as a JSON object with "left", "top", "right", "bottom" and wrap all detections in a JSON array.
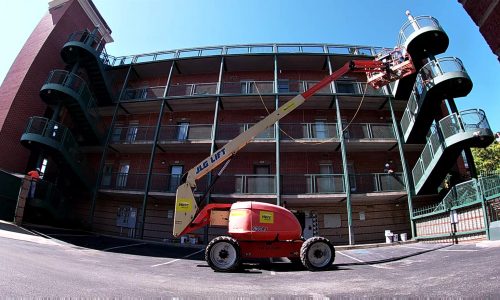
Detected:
[{"left": 471, "top": 141, "right": 500, "bottom": 174}]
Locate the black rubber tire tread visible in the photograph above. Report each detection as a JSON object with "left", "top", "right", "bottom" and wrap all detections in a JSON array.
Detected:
[
  {"left": 300, "top": 236, "right": 335, "bottom": 271},
  {"left": 205, "top": 236, "right": 241, "bottom": 272}
]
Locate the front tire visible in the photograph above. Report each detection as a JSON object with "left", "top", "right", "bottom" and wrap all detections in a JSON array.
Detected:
[
  {"left": 205, "top": 236, "right": 241, "bottom": 272},
  {"left": 300, "top": 236, "right": 335, "bottom": 271}
]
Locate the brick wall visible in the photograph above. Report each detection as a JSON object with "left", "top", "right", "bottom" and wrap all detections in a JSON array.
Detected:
[
  {"left": 0, "top": 0, "right": 99, "bottom": 173},
  {"left": 459, "top": 0, "right": 500, "bottom": 61}
]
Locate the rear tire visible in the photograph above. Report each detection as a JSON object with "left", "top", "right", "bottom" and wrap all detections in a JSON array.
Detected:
[
  {"left": 205, "top": 236, "right": 241, "bottom": 272},
  {"left": 300, "top": 236, "right": 335, "bottom": 271}
]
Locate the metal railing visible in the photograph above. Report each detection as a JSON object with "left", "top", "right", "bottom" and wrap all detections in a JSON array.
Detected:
[
  {"left": 44, "top": 70, "right": 100, "bottom": 120},
  {"left": 222, "top": 81, "right": 274, "bottom": 94},
  {"left": 351, "top": 173, "right": 406, "bottom": 193},
  {"left": 100, "top": 172, "right": 146, "bottom": 191},
  {"left": 23, "top": 117, "right": 92, "bottom": 180},
  {"left": 401, "top": 57, "right": 469, "bottom": 138},
  {"left": 110, "top": 124, "right": 213, "bottom": 143},
  {"left": 212, "top": 174, "right": 276, "bottom": 194},
  {"left": 168, "top": 83, "right": 218, "bottom": 97},
  {"left": 412, "top": 109, "right": 491, "bottom": 188},
  {"left": 346, "top": 123, "right": 395, "bottom": 139},
  {"left": 282, "top": 174, "right": 345, "bottom": 194},
  {"left": 283, "top": 80, "right": 331, "bottom": 94},
  {"left": 280, "top": 123, "right": 338, "bottom": 140},
  {"left": 159, "top": 124, "right": 213, "bottom": 141},
  {"left": 101, "top": 43, "right": 389, "bottom": 67},
  {"left": 413, "top": 174, "right": 500, "bottom": 218},
  {"left": 66, "top": 30, "right": 106, "bottom": 54},
  {"left": 122, "top": 86, "right": 166, "bottom": 102},
  {"left": 397, "top": 16, "right": 443, "bottom": 47},
  {"left": 335, "top": 81, "right": 387, "bottom": 96},
  {"left": 217, "top": 123, "right": 275, "bottom": 140}
]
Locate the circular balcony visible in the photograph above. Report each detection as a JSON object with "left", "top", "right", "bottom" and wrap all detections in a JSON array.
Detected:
[
  {"left": 20, "top": 117, "right": 93, "bottom": 187},
  {"left": 415, "top": 57, "right": 472, "bottom": 100},
  {"left": 61, "top": 31, "right": 106, "bottom": 65},
  {"left": 398, "top": 16, "right": 449, "bottom": 60}
]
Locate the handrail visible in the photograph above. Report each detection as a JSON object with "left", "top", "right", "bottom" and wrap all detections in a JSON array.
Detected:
[
  {"left": 397, "top": 15, "right": 443, "bottom": 47},
  {"left": 412, "top": 109, "right": 491, "bottom": 189},
  {"left": 44, "top": 70, "right": 101, "bottom": 122}
]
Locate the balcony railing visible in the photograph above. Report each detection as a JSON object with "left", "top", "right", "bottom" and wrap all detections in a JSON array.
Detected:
[
  {"left": 413, "top": 174, "right": 500, "bottom": 218},
  {"left": 222, "top": 81, "right": 275, "bottom": 94},
  {"left": 282, "top": 174, "right": 345, "bottom": 194},
  {"left": 412, "top": 109, "right": 492, "bottom": 187},
  {"left": 44, "top": 70, "right": 100, "bottom": 119},
  {"left": 102, "top": 43, "right": 388, "bottom": 67},
  {"left": 122, "top": 86, "right": 166, "bottom": 102},
  {"left": 397, "top": 16, "right": 443, "bottom": 47},
  {"left": 110, "top": 124, "right": 213, "bottom": 144},
  {"left": 281, "top": 80, "right": 331, "bottom": 94},
  {"left": 335, "top": 81, "right": 387, "bottom": 96},
  {"left": 212, "top": 174, "right": 276, "bottom": 194},
  {"left": 350, "top": 173, "right": 406, "bottom": 193},
  {"left": 168, "top": 83, "right": 218, "bottom": 97},
  {"left": 65, "top": 30, "right": 106, "bottom": 54},
  {"left": 217, "top": 123, "right": 275, "bottom": 140},
  {"left": 159, "top": 124, "right": 213, "bottom": 141},
  {"left": 280, "top": 123, "right": 338, "bottom": 140},
  {"left": 22, "top": 117, "right": 92, "bottom": 181},
  {"left": 346, "top": 123, "right": 395, "bottom": 139},
  {"left": 401, "top": 57, "right": 469, "bottom": 137}
]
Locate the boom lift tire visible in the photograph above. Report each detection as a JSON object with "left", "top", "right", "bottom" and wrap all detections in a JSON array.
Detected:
[
  {"left": 300, "top": 236, "right": 335, "bottom": 271},
  {"left": 205, "top": 236, "right": 241, "bottom": 272}
]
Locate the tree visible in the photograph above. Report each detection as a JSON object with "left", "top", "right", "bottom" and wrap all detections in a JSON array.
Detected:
[{"left": 471, "top": 141, "right": 500, "bottom": 174}]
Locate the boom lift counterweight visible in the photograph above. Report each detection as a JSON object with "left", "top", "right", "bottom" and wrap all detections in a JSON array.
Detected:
[{"left": 173, "top": 48, "right": 415, "bottom": 272}]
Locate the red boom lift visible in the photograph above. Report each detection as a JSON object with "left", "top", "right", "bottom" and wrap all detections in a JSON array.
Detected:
[{"left": 173, "top": 48, "right": 415, "bottom": 272}]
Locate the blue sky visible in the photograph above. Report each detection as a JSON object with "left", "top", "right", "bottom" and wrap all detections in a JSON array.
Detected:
[{"left": 1, "top": 0, "right": 499, "bottom": 130}]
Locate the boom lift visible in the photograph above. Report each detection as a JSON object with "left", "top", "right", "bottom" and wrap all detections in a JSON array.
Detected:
[{"left": 173, "top": 48, "right": 415, "bottom": 272}]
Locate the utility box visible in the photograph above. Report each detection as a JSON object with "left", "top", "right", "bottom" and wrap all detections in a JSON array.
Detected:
[{"left": 489, "top": 221, "right": 500, "bottom": 241}]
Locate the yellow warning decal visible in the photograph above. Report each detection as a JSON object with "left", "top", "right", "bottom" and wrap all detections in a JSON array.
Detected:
[
  {"left": 229, "top": 210, "right": 248, "bottom": 218},
  {"left": 176, "top": 199, "right": 192, "bottom": 212},
  {"left": 283, "top": 102, "right": 296, "bottom": 112},
  {"left": 259, "top": 211, "right": 274, "bottom": 224}
]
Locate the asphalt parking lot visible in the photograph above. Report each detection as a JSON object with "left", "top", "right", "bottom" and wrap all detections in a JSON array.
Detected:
[{"left": 1, "top": 223, "right": 499, "bottom": 297}]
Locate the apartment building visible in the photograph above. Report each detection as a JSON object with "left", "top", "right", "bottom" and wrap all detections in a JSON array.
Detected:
[{"left": 1, "top": 0, "right": 497, "bottom": 245}]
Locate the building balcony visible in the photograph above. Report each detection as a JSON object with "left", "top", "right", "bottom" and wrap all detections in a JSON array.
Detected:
[
  {"left": 400, "top": 57, "right": 472, "bottom": 144},
  {"left": 397, "top": 15, "right": 449, "bottom": 62},
  {"left": 412, "top": 109, "right": 494, "bottom": 195},
  {"left": 60, "top": 30, "right": 113, "bottom": 104},
  {"left": 345, "top": 123, "right": 396, "bottom": 151},
  {"left": 40, "top": 70, "right": 104, "bottom": 144},
  {"left": 20, "top": 117, "right": 94, "bottom": 188}
]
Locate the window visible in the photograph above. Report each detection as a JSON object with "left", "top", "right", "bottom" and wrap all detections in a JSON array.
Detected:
[
  {"left": 347, "top": 163, "right": 357, "bottom": 192},
  {"left": 101, "top": 163, "right": 113, "bottom": 187},
  {"left": 278, "top": 79, "right": 289, "bottom": 93},
  {"left": 253, "top": 165, "right": 272, "bottom": 194},
  {"left": 169, "top": 165, "right": 183, "bottom": 192},
  {"left": 317, "top": 163, "right": 334, "bottom": 193},
  {"left": 177, "top": 122, "right": 189, "bottom": 140},
  {"left": 116, "top": 163, "right": 130, "bottom": 188},
  {"left": 312, "top": 119, "right": 328, "bottom": 139},
  {"left": 111, "top": 126, "right": 122, "bottom": 142},
  {"left": 40, "top": 158, "right": 48, "bottom": 180},
  {"left": 336, "top": 81, "right": 356, "bottom": 94},
  {"left": 126, "top": 121, "right": 138, "bottom": 143}
]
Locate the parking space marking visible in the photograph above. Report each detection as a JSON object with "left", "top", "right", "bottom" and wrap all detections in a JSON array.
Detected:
[
  {"left": 270, "top": 271, "right": 276, "bottom": 275},
  {"left": 399, "top": 245, "right": 435, "bottom": 250},
  {"left": 437, "top": 249, "right": 478, "bottom": 252},
  {"left": 102, "top": 242, "right": 147, "bottom": 251},
  {"left": 151, "top": 249, "right": 205, "bottom": 267},
  {"left": 337, "top": 251, "right": 393, "bottom": 269}
]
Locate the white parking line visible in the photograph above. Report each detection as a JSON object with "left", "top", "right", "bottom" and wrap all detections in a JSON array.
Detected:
[
  {"left": 270, "top": 271, "right": 276, "bottom": 275},
  {"left": 102, "top": 242, "right": 147, "bottom": 251},
  {"left": 151, "top": 249, "right": 205, "bottom": 267},
  {"left": 398, "top": 245, "right": 433, "bottom": 250},
  {"left": 437, "top": 249, "right": 478, "bottom": 252},
  {"left": 337, "top": 251, "right": 393, "bottom": 269}
]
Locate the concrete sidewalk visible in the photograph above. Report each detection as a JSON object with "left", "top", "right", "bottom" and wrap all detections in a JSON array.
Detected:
[{"left": 0, "top": 220, "right": 61, "bottom": 245}]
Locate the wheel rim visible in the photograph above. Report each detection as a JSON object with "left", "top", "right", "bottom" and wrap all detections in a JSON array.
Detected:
[
  {"left": 210, "top": 241, "right": 237, "bottom": 270},
  {"left": 307, "top": 242, "right": 332, "bottom": 268}
]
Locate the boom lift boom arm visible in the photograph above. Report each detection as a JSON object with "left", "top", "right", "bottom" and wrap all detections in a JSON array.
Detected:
[{"left": 173, "top": 49, "right": 415, "bottom": 237}]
